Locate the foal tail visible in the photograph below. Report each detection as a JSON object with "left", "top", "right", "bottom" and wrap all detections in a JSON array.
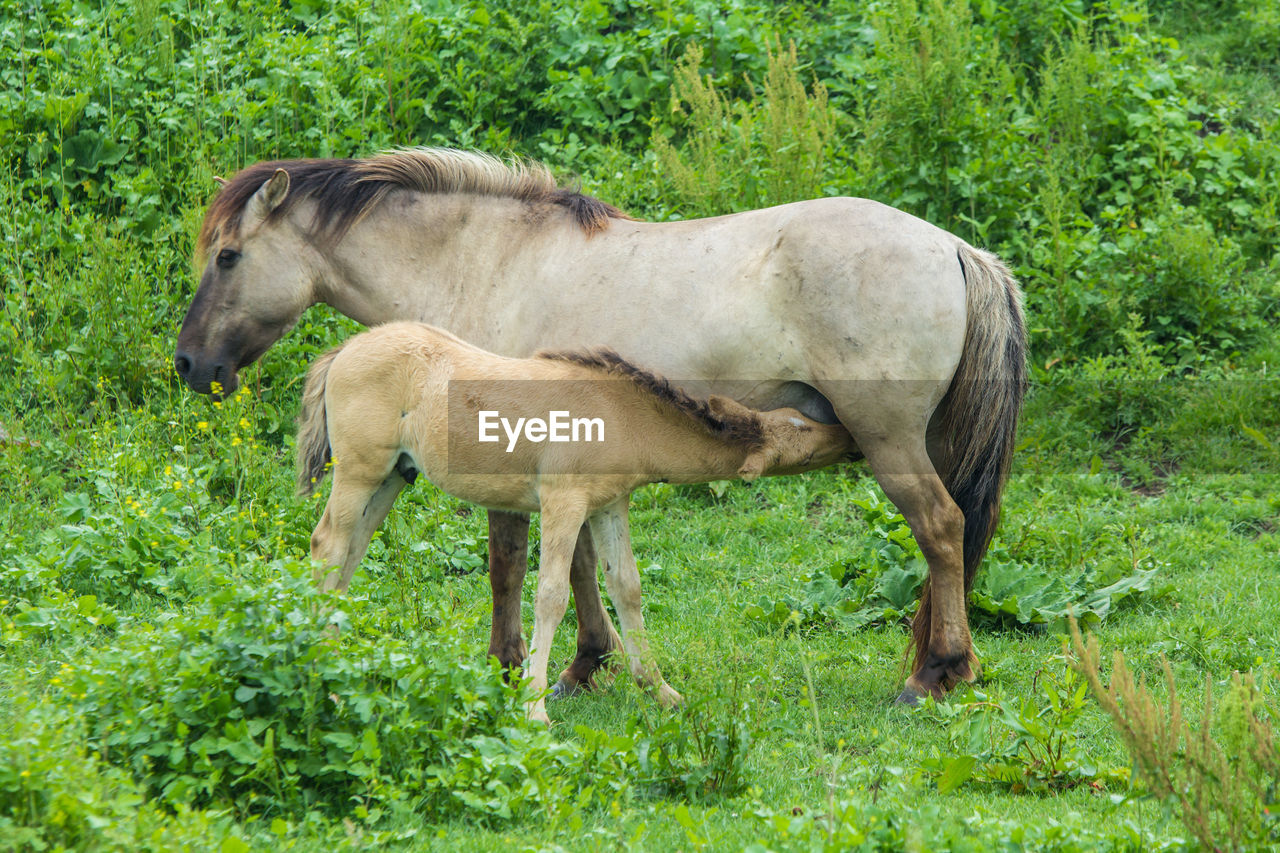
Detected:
[
  {"left": 913, "top": 243, "right": 1028, "bottom": 668},
  {"left": 296, "top": 344, "right": 346, "bottom": 496}
]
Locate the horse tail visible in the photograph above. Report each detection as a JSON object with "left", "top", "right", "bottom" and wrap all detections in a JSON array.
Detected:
[
  {"left": 913, "top": 243, "right": 1028, "bottom": 667},
  {"left": 296, "top": 343, "right": 345, "bottom": 496}
]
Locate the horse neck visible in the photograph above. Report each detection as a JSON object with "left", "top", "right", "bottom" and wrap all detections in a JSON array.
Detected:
[
  {"left": 318, "top": 193, "right": 569, "bottom": 327},
  {"left": 600, "top": 385, "right": 754, "bottom": 483}
]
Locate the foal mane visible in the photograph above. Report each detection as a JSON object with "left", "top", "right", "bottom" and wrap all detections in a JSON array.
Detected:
[
  {"left": 197, "top": 148, "right": 627, "bottom": 254},
  {"left": 536, "top": 348, "right": 765, "bottom": 448}
]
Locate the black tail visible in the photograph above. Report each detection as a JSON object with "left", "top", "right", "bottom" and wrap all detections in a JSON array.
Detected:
[{"left": 912, "top": 243, "right": 1028, "bottom": 670}]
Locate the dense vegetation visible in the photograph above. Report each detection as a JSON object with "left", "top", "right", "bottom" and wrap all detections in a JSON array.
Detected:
[{"left": 2, "top": 0, "right": 1277, "bottom": 848}]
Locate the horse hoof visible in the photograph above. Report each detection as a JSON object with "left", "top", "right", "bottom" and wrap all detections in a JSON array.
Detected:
[
  {"left": 548, "top": 680, "right": 581, "bottom": 702},
  {"left": 895, "top": 686, "right": 925, "bottom": 706},
  {"left": 655, "top": 684, "right": 683, "bottom": 709}
]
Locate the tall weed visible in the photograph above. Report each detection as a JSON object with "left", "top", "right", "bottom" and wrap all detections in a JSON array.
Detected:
[
  {"left": 1070, "top": 621, "right": 1280, "bottom": 850},
  {"left": 652, "top": 40, "right": 833, "bottom": 216}
]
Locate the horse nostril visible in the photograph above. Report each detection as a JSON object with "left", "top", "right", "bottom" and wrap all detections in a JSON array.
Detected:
[{"left": 174, "top": 354, "right": 192, "bottom": 377}]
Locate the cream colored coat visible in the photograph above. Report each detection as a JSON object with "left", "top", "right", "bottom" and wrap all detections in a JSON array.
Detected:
[{"left": 297, "top": 321, "right": 854, "bottom": 723}]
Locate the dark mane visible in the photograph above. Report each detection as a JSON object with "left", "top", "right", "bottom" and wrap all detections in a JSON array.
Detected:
[
  {"left": 197, "top": 148, "right": 629, "bottom": 254},
  {"left": 536, "top": 348, "right": 765, "bottom": 448}
]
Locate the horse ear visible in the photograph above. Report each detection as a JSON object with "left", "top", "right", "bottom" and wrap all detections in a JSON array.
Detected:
[
  {"left": 212, "top": 175, "right": 228, "bottom": 187},
  {"left": 707, "top": 394, "right": 750, "bottom": 420},
  {"left": 243, "top": 168, "right": 291, "bottom": 230}
]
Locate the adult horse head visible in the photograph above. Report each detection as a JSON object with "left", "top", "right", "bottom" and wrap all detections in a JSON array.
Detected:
[
  {"left": 175, "top": 163, "right": 326, "bottom": 396},
  {"left": 174, "top": 151, "right": 619, "bottom": 396}
]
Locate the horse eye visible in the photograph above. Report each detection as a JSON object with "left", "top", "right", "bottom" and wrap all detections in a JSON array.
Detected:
[{"left": 216, "top": 249, "right": 240, "bottom": 269}]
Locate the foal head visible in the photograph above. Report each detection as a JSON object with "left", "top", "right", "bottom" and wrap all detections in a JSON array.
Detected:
[{"left": 707, "top": 396, "right": 855, "bottom": 481}]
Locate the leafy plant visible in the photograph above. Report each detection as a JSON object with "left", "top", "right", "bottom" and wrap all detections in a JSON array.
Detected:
[
  {"left": 57, "top": 565, "right": 622, "bottom": 823},
  {"left": 744, "top": 489, "right": 1161, "bottom": 633},
  {"left": 0, "top": 697, "right": 241, "bottom": 852},
  {"left": 743, "top": 489, "right": 926, "bottom": 632},
  {"left": 626, "top": 686, "right": 755, "bottom": 800},
  {"left": 924, "top": 664, "right": 1129, "bottom": 795}
]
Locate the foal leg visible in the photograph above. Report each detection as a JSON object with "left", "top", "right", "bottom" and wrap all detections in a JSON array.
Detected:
[
  {"left": 587, "top": 498, "right": 681, "bottom": 708},
  {"left": 311, "top": 470, "right": 406, "bottom": 593},
  {"left": 857, "top": 436, "right": 974, "bottom": 702},
  {"left": 488, "top": 514, "right": 621, "bottom": 683},
  {"left": 525, "top": 494, "right": 590, "bottom": 725},
  {"left": 487, "top": 510, "right": 531, "bottom": 671},
  {"left": 556, "top": 525, "right": 624, "bottom": 695}
]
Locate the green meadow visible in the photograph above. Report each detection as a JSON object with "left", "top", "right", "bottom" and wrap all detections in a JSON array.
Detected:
[{"left": 1, "top": 0, "right": 1277, "bottom": 849}]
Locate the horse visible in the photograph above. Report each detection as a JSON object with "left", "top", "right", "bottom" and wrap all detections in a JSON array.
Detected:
[
  {"left": 175, "top": 147, "right": 1027, "bottom": 703},
  {"left": 295, "top": 320, "right": 856, "bottom": 723}
]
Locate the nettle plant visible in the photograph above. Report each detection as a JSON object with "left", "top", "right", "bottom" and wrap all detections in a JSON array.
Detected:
[{"left": 54, "top": 567, "right": 612, "bottom": 823}]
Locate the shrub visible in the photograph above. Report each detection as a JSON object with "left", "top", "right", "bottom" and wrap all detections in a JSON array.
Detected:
[
  {"left": 0, "top": 698, "right": 239, "bottom": 851},
  {"left": 652, "top": 39, "right": 834, "bottom": 217},
  {"left": 57, "top": 565, "right": 625, "bottom": 823}
]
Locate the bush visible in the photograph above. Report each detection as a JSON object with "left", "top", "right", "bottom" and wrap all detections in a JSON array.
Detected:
[
  {"left": 0, "top": 698, "right": 239, "bottom": 852},
  {"left": 57, "top": 565, "right": 624, "bottom": 823},
  {"left": 652, "top": 39, "right": 834, "bottom": 217}
]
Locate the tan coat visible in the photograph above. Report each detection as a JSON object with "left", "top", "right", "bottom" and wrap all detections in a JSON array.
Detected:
[{"left": 297, "top": 321, "right": 854, "bottom": 722}]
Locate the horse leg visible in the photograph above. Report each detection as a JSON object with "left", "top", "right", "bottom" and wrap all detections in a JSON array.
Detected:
[
  {"left": 525, "top": 494, "right": 589, "bottom": 725},
  {"left": 587, "top": 498, "right": 682, "bottom": 708},
  {"left": 855, "top": 436, "right": 974, "bottom": 702},
  {"left": 555, "top": 525, "right": 624, "bottom": 695},
  {"left": 311, "top": 471, "right": 405, "bottom": 593},
  {"left": 487, "top": 510, "right": 530, "bottom": 671}
]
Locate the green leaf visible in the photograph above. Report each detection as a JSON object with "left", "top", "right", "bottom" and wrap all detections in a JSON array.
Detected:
[{"left": 937, "top": 754, "right": 978, "bottom": 794}]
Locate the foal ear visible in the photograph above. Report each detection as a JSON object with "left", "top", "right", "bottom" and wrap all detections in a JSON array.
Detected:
[
  {"left": 707, "top": 394, "right": 751, "bottom": 420},
  {"left": 243, "top": 168, "right": 291, "bottom": 230}
]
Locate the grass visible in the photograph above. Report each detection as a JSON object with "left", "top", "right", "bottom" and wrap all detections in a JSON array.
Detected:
[
  {"left": 2, "top": 0, "right": 1278, "bottom": 847},
  {"left": 6, "top": 362, "right": 1275, "bottom": 847}
]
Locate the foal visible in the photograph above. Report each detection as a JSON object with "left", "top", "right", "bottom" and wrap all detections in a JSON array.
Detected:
[{"left": 296, "top": 321, "right": 854, "bottom": 723}]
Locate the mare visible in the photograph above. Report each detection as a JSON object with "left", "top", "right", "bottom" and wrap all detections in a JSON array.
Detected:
[{"left": 175, "top": 148, "right": 1027, "bottom": 702}]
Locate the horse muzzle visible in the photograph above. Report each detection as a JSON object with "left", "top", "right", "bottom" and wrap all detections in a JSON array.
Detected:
[{"left": 173, "top": 350, "right": 239, "bottom": 398}]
